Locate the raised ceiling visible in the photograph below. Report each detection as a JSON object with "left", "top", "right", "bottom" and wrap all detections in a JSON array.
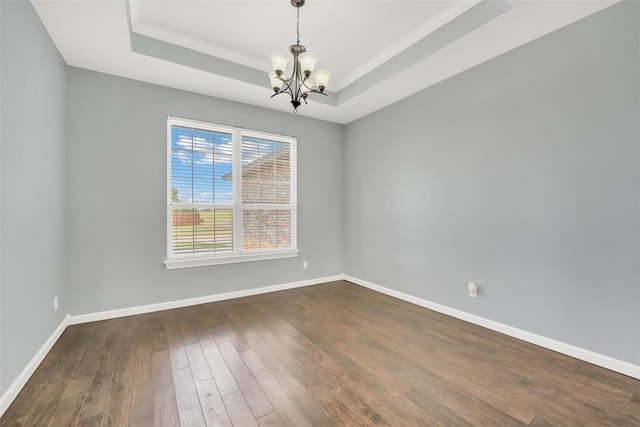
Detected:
[{"left": 32, "top": 0, "right": 619, "bottom": 124}]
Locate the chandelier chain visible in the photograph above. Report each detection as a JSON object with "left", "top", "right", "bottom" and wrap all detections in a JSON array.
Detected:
[{"left": 296, "top": 5, "right": 300, "bottom": 44}]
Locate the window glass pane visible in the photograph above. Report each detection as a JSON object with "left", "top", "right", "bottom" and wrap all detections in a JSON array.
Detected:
[
  {"left": 193, "top": 153, "right": 213, "bottom": 179},
  {"left": 276, "top": 209, "right": 291, "bottom": 248},
  {"left": 172, "top": 208, "right": 196, "bottom": 255},
  {"left": 171, "top": 126, "right": 193, "bottom": 151},
  {"left": 241, "top": 136, "right": 290, "bottom": 204},
  {"left": 212, "top": 208, "right": 234, "bottom": 252},
  {"left": 193, "top": 179, "right": 214, "bottom": 203},
  {"left": 243, "top": 209, "right": 291, "bottom": 251},
  {"left": 170, "top": 177, "right": 193, "bottom": 203},
  {"left": 170, "top": 126, "right": 232, "bottom": 204},
  {"left": 214, "top": 132, "right": 233, "bottom": 203},
  {"left": 171, "top": 149, "right": 192, "bottom": 178},
  {"left": 172, "top": 208, "right": 233, "bottom": 255}
]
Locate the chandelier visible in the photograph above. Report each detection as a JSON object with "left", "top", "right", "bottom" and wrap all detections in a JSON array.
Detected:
[{"left": 268, "top": 0, "right": 331, "bottom": 112}]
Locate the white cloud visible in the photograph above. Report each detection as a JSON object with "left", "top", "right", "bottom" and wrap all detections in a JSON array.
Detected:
[{"left": 174, "top": 135, "right": 288, "bottom": 169}]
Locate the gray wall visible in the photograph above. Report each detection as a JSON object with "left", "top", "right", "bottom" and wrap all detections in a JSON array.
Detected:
[
  {"left": 1, "top": 0, "right": 638, "bottom": 404},
  {"left": 66, "top": 68, "right": 344, "bottom": 315},
  {"left": 344, "top": 1, "right": 640, "bottom": 365},
  {"left": 0, "top": 0, "right": 68, "bottom": 395}
]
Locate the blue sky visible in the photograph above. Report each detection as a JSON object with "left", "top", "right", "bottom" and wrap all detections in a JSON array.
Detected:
[{"left": 171, "top": 126, "right": 285, "bottom": 204}]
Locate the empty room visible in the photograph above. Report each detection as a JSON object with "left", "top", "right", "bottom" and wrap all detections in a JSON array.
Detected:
[{"left": 1, "top": 0, "right": 639, "bottom": 425}]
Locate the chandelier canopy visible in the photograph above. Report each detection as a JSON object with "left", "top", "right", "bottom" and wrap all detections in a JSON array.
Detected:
[{"left": 268, "top": 0, "right": 331, "bottom": 112}]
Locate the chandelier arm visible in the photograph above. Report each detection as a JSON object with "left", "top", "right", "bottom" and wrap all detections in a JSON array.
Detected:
[
  {"left": 271, "top": 90, "right": 293, "bottom": 100},
  {"left": 272, "top": 75, "right": 299, "bottom": 103},
  {"left": 280, "top": 77, "right": 295, "bottom": 95},
  {"left": 277, "top": 73, "right": 296, "bottom": 97}
]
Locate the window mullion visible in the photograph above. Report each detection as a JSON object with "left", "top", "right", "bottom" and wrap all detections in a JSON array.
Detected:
[{"left": 233, "top": 129, "right": 243, "bottom": 253}]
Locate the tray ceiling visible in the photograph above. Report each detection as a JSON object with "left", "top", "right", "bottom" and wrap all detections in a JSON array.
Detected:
[{"left": 32, "top": 0, "right": 619, "bottom": 124}]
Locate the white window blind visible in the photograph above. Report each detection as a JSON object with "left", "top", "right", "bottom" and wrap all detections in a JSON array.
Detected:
[{"left": 166, "top": 117, "right": 297, "bottom": 269}]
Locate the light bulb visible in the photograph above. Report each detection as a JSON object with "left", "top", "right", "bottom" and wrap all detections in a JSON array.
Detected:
[
  {"left": 298, "top": 52, "right": 318, "bottom": 77},
  {"left": 313, "top": 69, "right": 331, "bottom": 92},
  {"left": 269, "top": 52, "right": 289, "bottom": 76},
  {"left": 268, "top": 72, "right": 283, "bottom": 92}
]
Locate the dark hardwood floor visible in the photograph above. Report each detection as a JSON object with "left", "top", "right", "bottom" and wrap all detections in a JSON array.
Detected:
[{"left": 1, "top": 280, "right": 639, "bottom": 426}]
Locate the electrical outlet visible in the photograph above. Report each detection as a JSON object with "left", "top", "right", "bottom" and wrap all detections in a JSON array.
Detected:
[
  {"left": 303, "top": 261, "right": 308, "bottom": 270},
  {"left": 468, "top": 283, "right": 478, "bottom": 298},
  {"left": 53, "top": 296, "right": 59, "bottom": 311}
]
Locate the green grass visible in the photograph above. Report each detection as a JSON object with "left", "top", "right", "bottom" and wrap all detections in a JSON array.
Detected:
[{"left": 172, "top": 209, "right": 233, "bottom": 254}]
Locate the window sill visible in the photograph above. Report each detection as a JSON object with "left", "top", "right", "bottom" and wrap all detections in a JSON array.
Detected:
[{"left": 164, "top": 249, "right": 300, "bottom": 270}]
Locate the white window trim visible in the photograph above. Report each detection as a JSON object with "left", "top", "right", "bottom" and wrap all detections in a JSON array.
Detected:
[{"left": 164, "top": 116, "right": 298, "bottom": 269}]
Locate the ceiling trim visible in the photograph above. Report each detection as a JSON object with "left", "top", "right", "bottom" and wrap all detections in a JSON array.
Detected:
[
  {"left": 126, "top": 0, "right": 498, "bottom": 92},
  {"left": 128, "top": 0, "right": 270, "bottom": 72},
  {"left": 336, "top": 0, "right": 483, "bottom": 91},
  {"left": 127, "top": 0, "right": 510, "bottom": 109},
  {"left": 338, "top": 0, "right": 511, "bottom": 104},
  {"left": 31, "top": 0, "right": 623, "bottom": 125},
  {"left": 131, "top": 21, "right": 271, "bottom": 73}
]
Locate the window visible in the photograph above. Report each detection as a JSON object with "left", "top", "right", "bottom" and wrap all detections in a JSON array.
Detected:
[{"left": 165, "top": 116, "right": 297, "bottom": 269}]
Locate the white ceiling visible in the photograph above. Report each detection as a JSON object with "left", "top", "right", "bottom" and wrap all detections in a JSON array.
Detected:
[{"left": 32, "top": 0, "right": 619, "bottom": 124}]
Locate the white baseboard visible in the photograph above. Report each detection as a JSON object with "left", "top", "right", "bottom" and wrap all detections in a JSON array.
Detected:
[
  {"left": 0, "top": 314, "right": 70, "bottom": 417},
  {"left": 68, "top": 275, "right": 344, "bottom": 325},
  {"left": 343, "top": 274, "right": 640, "bottom": 380},
  {"left": 3, "top": 273, "right": 637, "bottom": 420}
]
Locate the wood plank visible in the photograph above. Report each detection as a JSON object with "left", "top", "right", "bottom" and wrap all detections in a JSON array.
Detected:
[
  {"left": 197, "top": 333, "right": 240, "bottom": 397},
  {"left": 253, "top": 370, "right": 313, "bottom": 427},
  {"left": 173, "top": 366, "right": 200, "bottom": 411},
  {"left": 308, "top": 382, "right": 389, "bottom": 426},
  {"left": 178, "top": 407, "right": 207, "bottom": 427},
  {"left": 150, "top": 325, "right": 180, "bottom": 426},
  {"left": 181, "top": 321, "right": 213, "bottom": 383},
  {"left": 46, "top": 372, "right": 95, "bottom": 426},
  {"left": 77, "top": 329, "right": 120, "bottom": 422},
  {"left": 129, "top": 415, "right": 153, "bottom": 427},
  {"left": 222, "top": 391, "right": 259, "bottom": 427},
  {"left": 75, "top": 413, "right": 104, "bottom": 427},
  {"left": 165, "top": 319, "right": 189, "bottom": 371},
  {"left": 129, "top": 325, "right": 153, "bottom": 423},
  {"left": 216, "top": 338, "right": 273, "bottom": 417},
  {"left": 331, "top": 384, "right": 390, "bottom": 425},
  {"left": 103, "top": 318, "right": 137, "bottom": 426},
  {"left": 194, "top": 378, "right": 233, "bottom": 427},
  {"left": 46, "top": 324, "right": 120, "bottom": 426},
  {"left": 3, "top": 343, "right": 87, "bottom": 427},
  {"left": 257, "top": 411, "right": 285, "bottom": 426},
  {"left": 240, "top": 349, "right": 268, "bottom": 375}
]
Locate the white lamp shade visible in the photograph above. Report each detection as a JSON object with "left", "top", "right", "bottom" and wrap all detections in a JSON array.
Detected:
[
  {"left": 300, "top": 78, "right": 315, "bottom": 95},
  {"left": 269, "top": 52, "right": 289, "bottom": 74},
  {"left": 313, "top": 69, "right": 331, "bottom": 90},
  {"left": 298, "top": 52, "right": 318, "bottom": 75},
  {"left": 268, "top": 72, "right": 283, "bottom": 90}
]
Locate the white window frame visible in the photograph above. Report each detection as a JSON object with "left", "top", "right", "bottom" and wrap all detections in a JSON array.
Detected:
[{"left": 164, "top": 116, "right": 298, "bottom": 269}]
